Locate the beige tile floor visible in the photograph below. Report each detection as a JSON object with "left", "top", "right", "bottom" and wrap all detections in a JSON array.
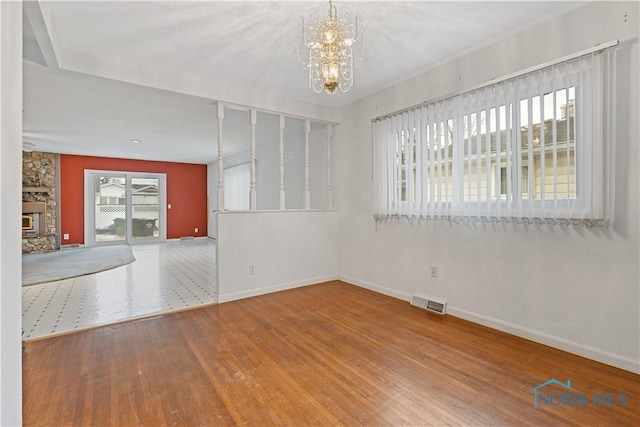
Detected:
[{"left": 22, "top": 239, "right": 216, "bottom": 340}]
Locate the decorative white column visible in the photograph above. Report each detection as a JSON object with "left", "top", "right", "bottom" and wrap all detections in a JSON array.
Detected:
[
  {"left": 326, "top": 124, "right": 333, "bottom": 209},
  {"left": 249, "top": 109, "right": 257, "bottom": 210},
  {"left": 304, "top": 119, "right": 311, "bottom": 209},
  {"left": 217, "top": 103, "right": 225, "bottom": 211},
  {"left": 0, "top": 2, "right": 24, "bottom": 424},
  {"left": 279, "top": 115, "right": 286, "bottom": 210}
]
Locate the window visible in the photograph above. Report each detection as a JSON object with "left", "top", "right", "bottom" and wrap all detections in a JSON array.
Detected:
[
  {"left": 500, "top": 166, "right": 528, "bottom": 199},
  {"left": 99, "top": 196, "right": 124, "bottom": 205},
  {"left": 373, "top": 49, "right": 612, "bottom": 225}
]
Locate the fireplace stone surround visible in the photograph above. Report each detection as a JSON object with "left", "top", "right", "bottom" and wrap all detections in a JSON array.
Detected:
[{"left": 22, "top": 152, "right": 57, "bottom": 254}]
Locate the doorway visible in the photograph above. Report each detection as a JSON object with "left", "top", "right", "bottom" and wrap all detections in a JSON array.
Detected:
[{"left": 84, "top": 170, "right": 166, "bottom": 246}]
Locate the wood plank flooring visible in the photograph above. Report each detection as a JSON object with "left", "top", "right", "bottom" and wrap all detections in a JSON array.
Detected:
[{"left": 23, "top": 281, "right": 640, "bottom": 426}]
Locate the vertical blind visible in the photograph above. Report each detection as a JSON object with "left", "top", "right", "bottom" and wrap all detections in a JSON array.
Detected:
[{"left": 373, "top": 48, "right": 614, "bottom": 226}]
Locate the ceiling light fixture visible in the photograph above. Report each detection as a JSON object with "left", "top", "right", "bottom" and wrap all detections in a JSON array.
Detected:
[
  {"left": 297, "top": 0, "right": 364, "bottom": 95},
  {"left": 130, "top": 139, "right": 141, "bottom": 144}
]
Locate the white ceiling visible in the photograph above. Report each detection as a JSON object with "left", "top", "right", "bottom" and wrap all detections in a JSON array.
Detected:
[{"left": 22, "top": 1, "right": 588, "bottom": 164}]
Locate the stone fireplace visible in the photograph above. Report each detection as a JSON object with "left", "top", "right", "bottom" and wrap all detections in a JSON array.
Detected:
[
  {"left": 22, "top": 152, "right": 57, "bottom": 254},
  {"left": 22, "top": 202, "right": 46, "bottom": 236}
]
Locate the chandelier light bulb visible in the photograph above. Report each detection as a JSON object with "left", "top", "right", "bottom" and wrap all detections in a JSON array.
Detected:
[
  {"left": 323, "top": 62, "right": 340, "bottom": 93},
  {"left": 324, "top": 29, "right": 335, "bottom": 43},
  {"left": 297, "top": 0, "right": 364, "bottom": 95}
]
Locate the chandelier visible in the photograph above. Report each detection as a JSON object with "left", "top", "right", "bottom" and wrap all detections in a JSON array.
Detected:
[{"left": 297, "top": 0, "right": 364, "bottom": 95}]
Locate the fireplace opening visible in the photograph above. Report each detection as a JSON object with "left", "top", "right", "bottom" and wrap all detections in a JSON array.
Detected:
[
  {"left": 22, "top": 213, "right": 41, "bottom": 236},
  {"left": 22, "top": 202, "right": 47, "bottom": 237},
  {"left": 22, "top": 215, "right": 33, "bottom": 230}
]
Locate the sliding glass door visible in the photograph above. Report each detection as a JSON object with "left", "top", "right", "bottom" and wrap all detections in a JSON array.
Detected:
[
  {"left": 130, "top": 176, "right": 161, "bottom": 241},
  {"left": 93, "top": 173, "right": 127, "bottom": 243},
  {"left": 85, "top": 171, "right": 166, "bottom": 246}
]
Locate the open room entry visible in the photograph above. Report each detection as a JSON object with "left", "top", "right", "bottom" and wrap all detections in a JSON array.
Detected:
[
  {"left": 209, "top": 103, "right": 339, "bottom": 303},
  {"left": 84, "top": 170, "right": 166, "bottom": 246}
]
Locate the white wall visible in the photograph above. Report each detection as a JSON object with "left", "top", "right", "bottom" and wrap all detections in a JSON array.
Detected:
[
  {"left": 263, "top": 120, "right": 330, "bottom": 210},
  {"left": 217, "top": 210, "right": 338, "bottom": 302},
  {"left": 0, "top": 2, "right": 23, "bottom": 424},
  {"left": 335, "top": 1, "right": 640, "bottom": 373},
  {"left": 256, "top": 135, "right": 280, "bottom": 210},
  {"left": 284, "top": 117, "right": 305, "bottom": 209},
  {"left": 309, "top": 122, "right": 329, "bottom": 210}
]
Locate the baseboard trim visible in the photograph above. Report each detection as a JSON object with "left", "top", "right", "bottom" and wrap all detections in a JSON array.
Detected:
[
  {"left": 60, "top": 244, "right": 84, "bottom": 250},
  {"left": 166, "top": 236, "right": 211, "bottom": 242},
  {"left": 218, "top": 275, "right": 339, "bottom": 303},
  {"left": 447, "top": 306, "right": 640, "bottom": 374},
  {"left": 338, "top": 275, "right": 639, "bottom": 374},
  {"left": 338, "top": 275, "right": 412, "bottom": 302}
]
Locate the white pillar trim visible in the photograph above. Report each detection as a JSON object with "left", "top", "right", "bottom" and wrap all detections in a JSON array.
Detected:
[
  {"left": 304, "top": 119, "right": 311, "bottom": 209},
  {"left": 217, "top": 103, "right": 225, "bottom": 211},
  {"left": 279, "top": 115, "right": 286, "bottom": 210},
  {"left": 327, "top": 124, "right": 333, "bottom": 210},
  {"left": 0, "top": 2, "right": 24, "bottom": 424},
  {"left": 249, "top": 109, "right": 257, "bottom": 210}
]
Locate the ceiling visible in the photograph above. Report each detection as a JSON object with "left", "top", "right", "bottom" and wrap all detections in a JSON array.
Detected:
[{"left": 22, "top": 1, "right": 588, "bottom": 164}]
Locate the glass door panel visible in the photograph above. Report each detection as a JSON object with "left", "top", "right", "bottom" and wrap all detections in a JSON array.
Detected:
[
  {"left": 87, "top": 171, "right": 166, "bottom": 246},
  {"left": 131, "top": 177, "right": 160, "bottom": 241},
  {"left": 94, "top": 174, "right": 127, "bottom": 243}
]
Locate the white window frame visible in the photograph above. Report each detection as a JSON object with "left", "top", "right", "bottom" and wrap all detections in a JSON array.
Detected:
[{"left": 373, "top": 45, "right": 615, "bottom": 226}]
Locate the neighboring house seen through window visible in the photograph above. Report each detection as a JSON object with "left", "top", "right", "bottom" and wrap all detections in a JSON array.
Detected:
[{"left": 373, "top": 48, "right": 613, "bottom": 226}]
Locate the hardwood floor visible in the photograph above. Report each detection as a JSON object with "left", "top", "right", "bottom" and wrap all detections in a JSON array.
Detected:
[{"left": 23, "top": 281, "right": 639, "bottom": 426}]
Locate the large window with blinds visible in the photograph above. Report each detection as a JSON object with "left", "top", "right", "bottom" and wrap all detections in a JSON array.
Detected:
[{"left": 373, "top": 48, "right": 613, "bottom": 225}]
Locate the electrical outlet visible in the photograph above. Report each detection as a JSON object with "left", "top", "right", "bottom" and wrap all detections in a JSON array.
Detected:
[
  {"left": 168, "top": 204, "right": 172, "bottom": 209},
  {"left": 195, "top": 227, "right": 198, "bottom": 233},
  {"left": 430, "top": 265, "right": 438, "bottom": 278},
  {"left": 249, "top": 265, "right": 256, "bottom": 275},
  {"left": 63, "top": 233, "right": 69, "bottom": 240}
]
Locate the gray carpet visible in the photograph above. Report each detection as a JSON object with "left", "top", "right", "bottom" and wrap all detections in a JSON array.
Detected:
[{"left": 22, "top": 245, "right": 136, "bottom": 286}]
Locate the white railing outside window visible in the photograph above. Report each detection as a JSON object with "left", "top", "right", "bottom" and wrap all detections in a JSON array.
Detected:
[{"left": 373, "top": 47, "right": 614, "bottom": 226}]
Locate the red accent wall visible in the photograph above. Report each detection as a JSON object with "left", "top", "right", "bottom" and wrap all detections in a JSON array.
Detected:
[{"left": 60, "top": 154, "right": 208, "bottom": 244}]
